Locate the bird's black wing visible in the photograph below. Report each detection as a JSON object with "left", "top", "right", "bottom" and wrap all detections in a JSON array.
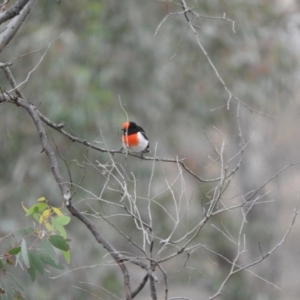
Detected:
[
  {"left": 137, "top": 125, "right": 150, "bottom": 151},
  {"left": 137, "top": 125, "right": 148, "bottom": 140}
]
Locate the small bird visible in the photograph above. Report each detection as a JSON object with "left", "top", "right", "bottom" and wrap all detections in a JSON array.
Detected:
[{"left": 121, "top": 121, "right": 150, "bottom": 154}]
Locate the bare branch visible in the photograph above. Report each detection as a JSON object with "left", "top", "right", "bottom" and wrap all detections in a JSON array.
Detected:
[
  {"left": 131, "top": 274, "right": 148, "bottom": 298},
  {"left": 7, "top": 41, "right": 53, "bottom": 93},
  {"left": 209, "top": 201, "right": 299, "bottom": 299},
  {"left": 0, "top": 0, "right": 28, "bottom": 24},
  {"left": 0, "top": 0, "right": 36, "bottom": 53},
  {"left": 32, "top": 105, "right": 229, "bottom": 183},
  {"left": 153, "top": 8, "right": 191, "bottom": 38},
  {"left": 8, "top": 96, "right": 71, "bottom": 203},
  {"left": 190, "top": 11, "right": 236, "bottom": 33},
  {"left": 67, "top": 204, "right": 133, "bottom": 300},
  {"left": 1, "top": 63, "right": 25, "bottom": 100}
]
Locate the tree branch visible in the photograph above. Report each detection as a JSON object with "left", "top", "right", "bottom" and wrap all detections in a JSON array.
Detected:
[
  {"left": 67, "top": 203, "right": 133, "bottom": 300},
  {"left": 35, "top": 108, "right": 233, "bottom": 183},
  {"left": 131, "top": 274, "right": 148, "bottom": 298},
  {"left": 0, "top": 0, "right": 36, "bottom": 53},
  {"left": 0, "top": 0, "right": 29, "bottom": 24}
]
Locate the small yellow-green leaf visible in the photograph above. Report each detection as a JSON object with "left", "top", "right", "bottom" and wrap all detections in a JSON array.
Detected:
[
  {"left": 37, "top": 197, "right": 46, "bottom": 202},
  {"left": 51, "top": 206, "right": 63, "bottom": 216},
  {"left": 26, "top": 203, "right": 47, "bottom": 216},
  {"left": 21, "top": 202, "right": 28, "bottom": 212},
  {"left": 44, "top": 222, "right": 53, "bottom": 232},
  {"left": 39, "top": 208, "right": 51, "bottom": 224},
  {"left": 0, "top": 259, "right": 3, "bottom": 269},
  {"left": 41, "top": 209, "right": 51, "bottom": 219}
]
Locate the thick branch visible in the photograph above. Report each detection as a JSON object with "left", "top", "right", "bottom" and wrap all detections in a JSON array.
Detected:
[
  {"left": 0, "top": 0, "right": 36, "bottom": 53},
  {"left": 0, "top": 0, "right": 29, "bottom": 24}
]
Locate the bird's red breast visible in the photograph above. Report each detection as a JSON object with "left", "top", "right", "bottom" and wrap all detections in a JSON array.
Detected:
[{"left": 122, "top": 133, "right": 139, "bottom": 147}]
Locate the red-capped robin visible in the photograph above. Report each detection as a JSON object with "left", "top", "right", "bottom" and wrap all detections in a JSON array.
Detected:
[{"left": 121, "top": 121, "right": 150, "bottom": 154}]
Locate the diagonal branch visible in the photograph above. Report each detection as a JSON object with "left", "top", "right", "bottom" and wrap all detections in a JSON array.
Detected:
[
  {"left": 67, "top": 203, "right": 132, "bottom": 299},
  {"left": 0, "top": 0, "right": 36, "bottom": 53},
  {"left": 131, "top": 274, "right": 148, "bottom": 298},
  {"left": 8, "top": 95, "right": 71, "bottom": 203},
  {"left": 0, "top": 0, "right": 29, "bottom": 24}
]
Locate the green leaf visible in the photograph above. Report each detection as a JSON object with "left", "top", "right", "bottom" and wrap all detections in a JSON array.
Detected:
[
  {"left": 49, "top": 235, "right": 70, "bottom": 251},
  {"left": 27, "top": 265, "right": 36, "bottom": 282},
  {"left": 32, "top": 213, "right": 40, "bottom": 222},
  {"left": 21, "top": 239, "right": 29, "bottom": 268},
  {"left": 26, "top": 203, "right": 47, "bottom": 216},
  {"left": 51, "top": 218, "right": 67, "bottom": 239},
  {"left": 0, "top": 259, "right": 3, "bottom": 269},
  {"left": 37, "top": 239, "right": 58, "bottom": 264},
  {"left": 18, "top": 227, "right": 34, "bottom": 235},
  {"left": 2, "top": 278, "right": 14, "bottom": 299},
  {"left": 8, "top": 247, "right": 21, "bottom": 255},
  {"left": 39, "top": 253, "right": 64, "bottom": 270},
  {"left": 28, "top": 250, "right": 43, "bottom": 275},
  {"left": 51, "top": 216, "right": 70, "bottom": 239},
  {"left": 53, "top": 216, "right": 70, "bottom": 226},
  {"left": 63, "top": 250, "right": 70, "bottom": 264},
  {"left": 37, "top": 239, "right": 65, "bottom": 270}
]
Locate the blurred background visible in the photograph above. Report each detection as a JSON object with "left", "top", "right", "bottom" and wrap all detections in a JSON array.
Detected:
[{"left": 1, "top": 0, "right": 300, "bottom": 299}]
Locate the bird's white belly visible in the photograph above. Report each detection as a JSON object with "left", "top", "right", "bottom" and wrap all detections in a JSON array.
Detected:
[{"left": 123, "top": 132, "right": 148, "bottom": 153}]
